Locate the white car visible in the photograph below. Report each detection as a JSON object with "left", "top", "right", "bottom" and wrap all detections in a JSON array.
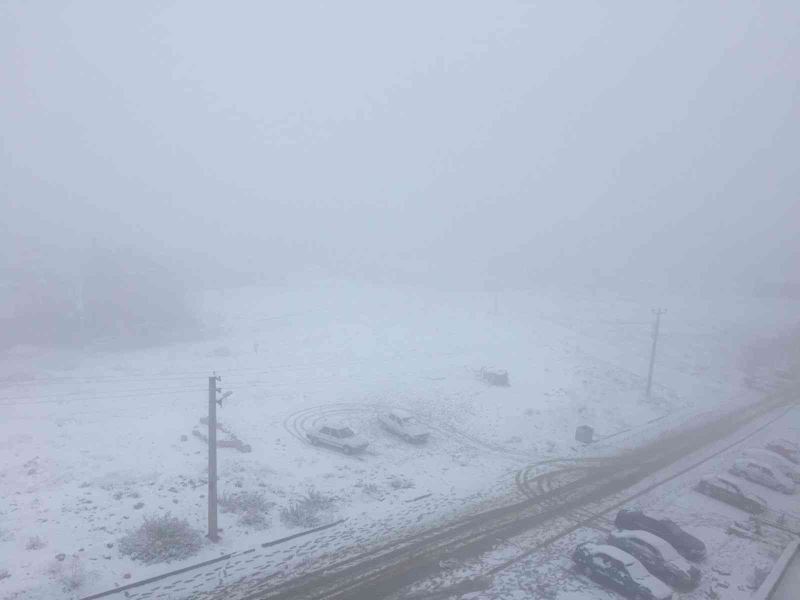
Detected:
[
  {"left": 378, "top": 409, "right": 430, "bottom": 444},
  {"left": 607, "top": 530, "right": 701, "bottom": 590},
  {"left": 730, "top": 458, "right": 796, "bottom": 494},
  {"left": 307, "top": 422, "right": 369, "bottom": 454},
  {"left": 573, "top": 542, "right": 673, "bottom": 600},
  {"left": 741, "top": 448, "right": 800, "bottom": 484}
]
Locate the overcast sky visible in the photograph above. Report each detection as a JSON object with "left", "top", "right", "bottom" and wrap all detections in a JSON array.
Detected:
[{"left": 3, "top": 1, "right": 799, "bottom": 288}]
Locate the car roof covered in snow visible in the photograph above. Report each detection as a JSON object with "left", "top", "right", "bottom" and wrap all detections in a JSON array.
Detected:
[
  {"left": 734, "top": 457, "right": 777, "bottom": 473},
  {"left": 745, "top": 448, "right": 797, "bottom": 467},
  {"left": 388, "top": 408, "right": 413, "bottom": 419},
  {"left": 745, "top": 448, "right": 779, "bottom": 459},
  {"left": 710, "top": 475, "right": 768, "bottom": 502},
  {"left": 770, "top": 438, "right": 799, "bottom": 450},
  {"left": 582, "top": 543, "right": 637, "bottom": 566},
  {"left": 610, "top": 530, "right": 683, "bottom": 562},
  {"left": 708, "top": 474, "right": 741, "bottom": 489},
  {"left": 584, "top": 544, "right": 671, "bottom": 596}
]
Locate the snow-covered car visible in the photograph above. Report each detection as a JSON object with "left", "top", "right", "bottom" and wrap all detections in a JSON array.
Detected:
[
  {"left": 573, "top": 542, "right": 673, "bottom": 600},
  {"left": 378, "top": 409, "right": 429, "bottom": 444},
  {"left": 730, "top": 458, "right": 796, "bottom": 494},
  {"left": 765, "top": 439, "right": 800, "bottom": 465},
  {"left": 607, "top": 530, "right": 701, "bottom": 591},
  {"left": 741, "top": 448, "right": 800, "bottom": 484},
  {"left": 694, "top": 475, "right": 767, "bottom": 514},
  {"left": 615, "top": 509, "right": 706, "bottom": 562},
  {"left": 306, "top": 422, "right": 369, "bottom": 454}
]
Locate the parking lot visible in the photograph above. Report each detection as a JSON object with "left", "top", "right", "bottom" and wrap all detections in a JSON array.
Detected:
[{"left": 401, "top": 403, "right": 800, "bottom": 600}]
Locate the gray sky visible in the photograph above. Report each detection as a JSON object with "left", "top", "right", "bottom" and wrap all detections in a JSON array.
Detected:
[{"left": 3, "top": 1, "right": 799, "bottom": 288}]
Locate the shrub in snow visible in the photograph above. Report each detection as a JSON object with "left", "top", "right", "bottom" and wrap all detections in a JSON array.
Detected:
[
  {"left": 0, "top": 569, "right": 9, "bottom": 581},
  {"left": 360, "top": 483, "right": 382, "bottom": 498},
  {"left": 48, "top": 555, "right": 87, "bottom": 591},
  {"left": 279, "top": 501, "right": 319, "bottom": 528},
  {"left": 25, "top": 535, "right": 45, "bottom": 550},
  {"left": 479, "top": 367, "right": 510, "bottom": 387},
  {"left": 388, "top": 475, "right": 415, "bottom": 490},
  {"left": 118, "top": 513, "right": 203, "bottom": 564},
  {"left": 279, "top": 489, "right": 336, "bottom": 529},
  {"left": 219, "top": 490, "right": 274, "bottom": 529},
  {"left": 303, "top": 488, "right": 335, "bottom": 509}
]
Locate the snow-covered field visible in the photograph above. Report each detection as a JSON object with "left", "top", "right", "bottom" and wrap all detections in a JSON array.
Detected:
[{"left": 0, "top": 281, "right": 797, "bottom": 599}]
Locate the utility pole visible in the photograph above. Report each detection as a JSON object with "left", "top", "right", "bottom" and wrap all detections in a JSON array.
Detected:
[
  {"left": 207, "top": 374, "right": 233, "bottom": 542},
  {"left": 645, "top": 308, "right": 667, "bottom": 397},
  {"left": 207, "top": 374, "right": 220, "bottom": 542}
]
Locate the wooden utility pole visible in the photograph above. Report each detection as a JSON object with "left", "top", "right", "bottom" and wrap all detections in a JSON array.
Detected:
[
  {"left": 207, "top": 375, "right": 220, "bottom": 541},
  {"left": 646, "top": 308, "right": 666, "bottom": 397}
]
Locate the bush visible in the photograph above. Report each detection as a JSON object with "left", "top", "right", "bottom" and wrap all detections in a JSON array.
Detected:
[
  {"left": 118, "top": 513, "right": 204, "bottom": 564},
  {"left": 219, "top": 490, "right": 274, "bottom": 529},
  {"left": 279, "top": 501, "right": 319, "bottom": 528},
  {"left": 479, "top": 367, "right": 510, "bottom": 387},
  {"left": 361, "top": 483, "right": 382, "bottom": 498},
  {"left": 303, "top": 488, "right": 335, "bottom": 510},
  {"left": 25, "top": 535, "right": 45, "bottom": 550},
  {"left": 48, "top": 556, "right": 87, "bottom": 592},
  {"left": 61, "top": 556, "right": 87, "bottom": 591},
  {"left": 279, "top": 489, "right": 336, "bottom": 529},
  {"left": 388, "top": 475, "right": 415, "bottom": 490}
]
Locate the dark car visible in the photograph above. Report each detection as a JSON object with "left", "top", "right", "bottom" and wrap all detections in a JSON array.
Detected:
[
  {"left": 615, "top": 509, "right": 706, "bottom": 562},
  {"left": 573, "top": 542, "right": 672, "bottom": 600},
  {"left": 694, "top": 475, "right": 767, "bottom": 514},
  {"left": 608, "top": 530, "right": 701, "bottom": 591}
]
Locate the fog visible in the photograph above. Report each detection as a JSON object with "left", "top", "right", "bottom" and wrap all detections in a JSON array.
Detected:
[
  {"left": 3, "top": 0, "right": 798, "bottom": 293},
  {"left": 4, "top": 4, "right": 800, "bottom": 598}
]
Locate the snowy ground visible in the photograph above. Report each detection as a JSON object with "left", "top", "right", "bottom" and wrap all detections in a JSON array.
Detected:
[
  {"left": 443, "top": 404, "right": 800, "bottom": 600},
  {"left": 0, "top": 281, "right": 797, "bottom": 599}
]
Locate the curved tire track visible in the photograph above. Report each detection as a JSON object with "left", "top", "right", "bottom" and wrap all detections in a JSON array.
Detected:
[{"left": 282, "top": 402, "right": 539, "bottom": 462}]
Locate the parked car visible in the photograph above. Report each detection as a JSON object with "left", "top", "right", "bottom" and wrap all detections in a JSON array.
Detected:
[
  {"left": 307, "top": 422, "right": 369, "bottom": 454},
  {"left": 694, "top": 475, "right": 767, "bottom": 514},
  {"left": 607, "top": 529, "right": 701, "bottom": 590},
  {"left": 615, "top": 509, "right": 706, "bottom": 562},
  {"left": 378, "top": 409, "right": 430, "bottom": 443},
  {"left": 765, "top": 439, "right": 800, "bottom": 465},
  {"left": 741, "top": 448, "right": 800, "bottom": 484},
  {"left": 730, "top": 458, "right": 796, "bottom": 494},
  {"left": 572, "top": 542, "right": 673, "bottom": 600}
]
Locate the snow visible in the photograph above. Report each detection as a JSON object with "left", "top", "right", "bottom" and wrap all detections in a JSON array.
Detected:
[
  {"left": 0, "top": 281, "right": 797, "bottom": 599},
  {"left": 417, "top": 404, "right": 800, "bottom": 600}
]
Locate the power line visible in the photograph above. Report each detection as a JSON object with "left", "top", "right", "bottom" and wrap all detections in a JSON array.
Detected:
[{"left": 0, "top": 386, "right": 205, "bottom": 407}]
